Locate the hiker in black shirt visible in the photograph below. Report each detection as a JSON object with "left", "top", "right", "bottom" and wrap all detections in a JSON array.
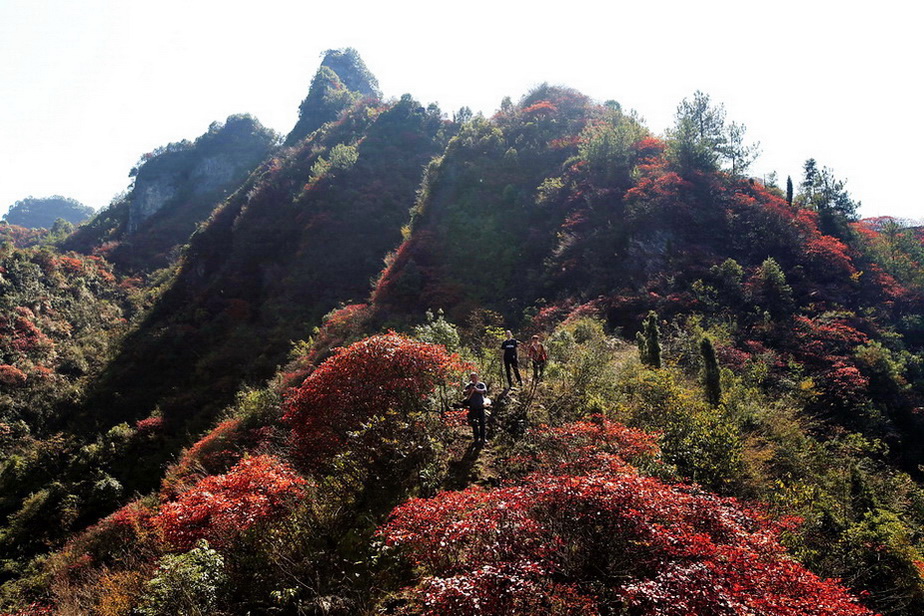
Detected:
[
  {"left": 500, "top": 330, "right": 523, "bottom": 388},
  {"left": 464, "top": 372, "right": 488, "bottom": 443}
]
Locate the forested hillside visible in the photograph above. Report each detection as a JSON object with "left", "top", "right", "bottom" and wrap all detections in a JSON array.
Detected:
[
  {"left": 3, "top": 197, "right": 94, "bottom": 230},
  {"left": 2, "top": 49, "right": 923, "bottom": 615}
]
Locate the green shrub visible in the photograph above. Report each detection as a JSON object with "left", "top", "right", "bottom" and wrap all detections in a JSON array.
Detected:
[
  {"left": 136, "top": 540, "right": 226, "bottom": 616},
  {"left": 615, "top": 364, "right": 743, "bottom": 490}
]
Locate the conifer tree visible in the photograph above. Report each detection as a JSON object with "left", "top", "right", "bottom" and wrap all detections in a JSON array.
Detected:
[
  {"left": 786, "top": 175, "right": 794, "bottom": 206},
  {"left": 701, "top": 336, "right": 721, "bottom": 407},
  {"left": 798, "top": 158, "right": 858, "bottom": 238},
  {"left": 637, "top": 311, "right": 662, "bottom": 369},
  {"left": 750, "top": 257, "right": 794, "bottom": 317}
]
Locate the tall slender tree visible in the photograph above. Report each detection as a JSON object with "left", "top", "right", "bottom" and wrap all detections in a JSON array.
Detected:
[
  {"left": 701, "top": 336, "right": 721, "bottom": 407},
  {"left": 637, "top": 311, "right": 662, "bottom": 369}
]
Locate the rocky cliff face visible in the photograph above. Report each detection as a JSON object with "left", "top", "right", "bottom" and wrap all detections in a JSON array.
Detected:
[
  {"left": 126, "top": 116, "right": 276, "bottom": 234},
  {"left": 127, "top": 175, "right": 177, "bottom": 233}
]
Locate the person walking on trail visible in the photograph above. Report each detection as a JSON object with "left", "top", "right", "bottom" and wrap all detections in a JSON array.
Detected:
[
  {"left": 464, "top": 372, "right": 488, "bottom": 443},
  {"left": 500, "top": 330, "right": 523, "bottom": 388},
  {"left": 527, "top": 334, "right": 548, "bottom": 382}
]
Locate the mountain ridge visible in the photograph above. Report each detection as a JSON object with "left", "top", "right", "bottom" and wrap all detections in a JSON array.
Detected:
[{"left": 1, "top": 49, "right": 923, "bottom": 615}]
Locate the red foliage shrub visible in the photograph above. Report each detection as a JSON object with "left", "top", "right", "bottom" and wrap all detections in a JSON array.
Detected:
[
  {"left": 549, "top": 135, "right": 582, "bottom": 150},
  {"left": 108, "top": 499, "right": 158, "bottom": 535},
  {"left": 564, "top": 299, "right": 606, "bottom": 324},
  {"left": 865, "top": 264, "right": 908, "bottom": 301},
  {"left": 0, "top": 604, "right": 54, "bottom": 616},
  {"left": 396, "top": 565, "right": 596, "bottom": 615},
  {"left": 821, "top": 360, "right": 871, "bottom": 406},
  {"left": 284, "top": 333, "right": 459, "bottom": 466},
  {"left": 29, "top": 364, "right": 53, "bottom": 379},
  {"left": 791, "top": 315, "right": 868, "bottom": 362},
  {"left": 724, "top": 179, "right": 863, "bottom": 289},
  {"left": 0, "top": 364, "right": 28, "bottom": 387},
  {"left": 522, "top": 100, "right": 559, "bottom": 116},
  {"left": 634, "top": 136, "right": 667, "bottom": 162},
  {"left": 0, "top": 307, "right": 51, "bottom": 358},
  {"left": 58, "top": 256, "right": 85, "bottom": 275},
  {"left": 717, "top": 345, "right": 751, "bottom": 370},
  {"left": 380, "top": 420, "right": 875, "bottom": 616},
  {"left": 803, "top": 233, "right": 857, "bottom": 278},
  {"left": 156, "top": 454, "right": 307, "bottom": 550},
  {"left": 623, "top": 161, "right": 697, "bottom": 234},
  {"left": 134, "top": 416, "right": 164, "bottom": 435},
  {"left": 179, "top": 419, "right": 246, "bottom": 472},
  {"left": 298, "top": 303, "right": 373, "bottom": 372},
  {"left": 527, "top": 300, "right": 578, "bottom": 333},
  {"left": 506, "top": 417, "right": 659, "bottom": 477},
  {"left": 625, "top": 166, "right": 692, "bottom": 205},
  {"left": 54, "top": 499, "right": 158, "bottom": 578},
  {"left": 0, "top": 223, "right": 46, "bottom": 248},
  {"left": 163, "top": 417, "right": 278, "bottom": 497}
]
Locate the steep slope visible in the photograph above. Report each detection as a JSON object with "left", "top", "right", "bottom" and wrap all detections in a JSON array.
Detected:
[
  {"left": 64, "top": 114, "right": 277, "bottom": 272},
  {"left": 284, "top": 47, "right": 381, "bottom": 146},
  {"left": 80, "top": 94, "right": 451, "bottom": 453},
  {"left": 0, "top": 51, "right": 452, "bottom": 600},
  {"left": 370, "top": 88, "right": 585, "bottom": 316},
  {"left": 372, "top": 87, "right": 924, "bottom": 456}
]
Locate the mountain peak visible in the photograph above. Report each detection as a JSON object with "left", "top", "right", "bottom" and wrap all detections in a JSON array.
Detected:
[
  {"left": 285, "top": 48, "right": 380, "bottom": 145},
  {"left": 319, "top": 47, "right": 380, "bottom": 98}
]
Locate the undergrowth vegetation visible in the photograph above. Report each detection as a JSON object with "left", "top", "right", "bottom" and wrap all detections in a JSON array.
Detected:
[{"left": 3, "top": 311, "right": 919, "bottom": 615}]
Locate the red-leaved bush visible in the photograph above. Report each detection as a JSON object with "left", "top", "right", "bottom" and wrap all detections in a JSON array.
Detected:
[
  {"left": 0, "top": 364, "right": 27, "bottom": 387},
  {"left": 0, "top": 307, "right": 52, "bottom": 359},
  {"left": 284, "top": 332, "right": 460, "bottom": 466},
  {"left": 54, "top": 499, "right": 158, "bottom": 575},
  {"left": 380, "top": 420, "right": 876, "bottom": 616},
  {"left": 0, "top": 604, "right": 54, "bottom": 616},
  {"left": 504, "top": 416, "right": 659, "bottom": 477},
  {"left": 134, "top": 415, "right": 164, "bottom": 435},
  {"left": 156, "top": 454, "right": 307, "bottom": 550},
  {"left": 288, "top": 303, "right": 373, "bottom": 380}
]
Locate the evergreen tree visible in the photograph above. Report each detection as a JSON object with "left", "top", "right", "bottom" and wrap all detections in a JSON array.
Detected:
[
  {"left": 749, "top": 257, "right": 794, "bottom": 317},
  {"left": 637, "top": 311, "right": 662, "bottom": 369},
  {"left": 701, "top": 336, "right": 721, "bottom": 407},
  {"left": 667, "top": 91, "right": 758, "bottom": 175},
  {"left": 786, "top": 175, "right": 794, "bottom": 207},
  {"left": 798, "top": 158, "right": 858, "bottom": 238}
]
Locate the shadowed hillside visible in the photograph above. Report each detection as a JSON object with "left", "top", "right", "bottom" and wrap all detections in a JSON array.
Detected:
[
  {"left": 78, "top": 94, "right": 452, "bottom": 460},
  {"left": 63, "top": 114, "right": 277, "bottom": 272}
]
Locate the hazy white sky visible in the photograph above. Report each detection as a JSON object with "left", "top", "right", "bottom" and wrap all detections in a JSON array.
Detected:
[{"left": 1, "top": 0, "right": 920, "bottom": 220}]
